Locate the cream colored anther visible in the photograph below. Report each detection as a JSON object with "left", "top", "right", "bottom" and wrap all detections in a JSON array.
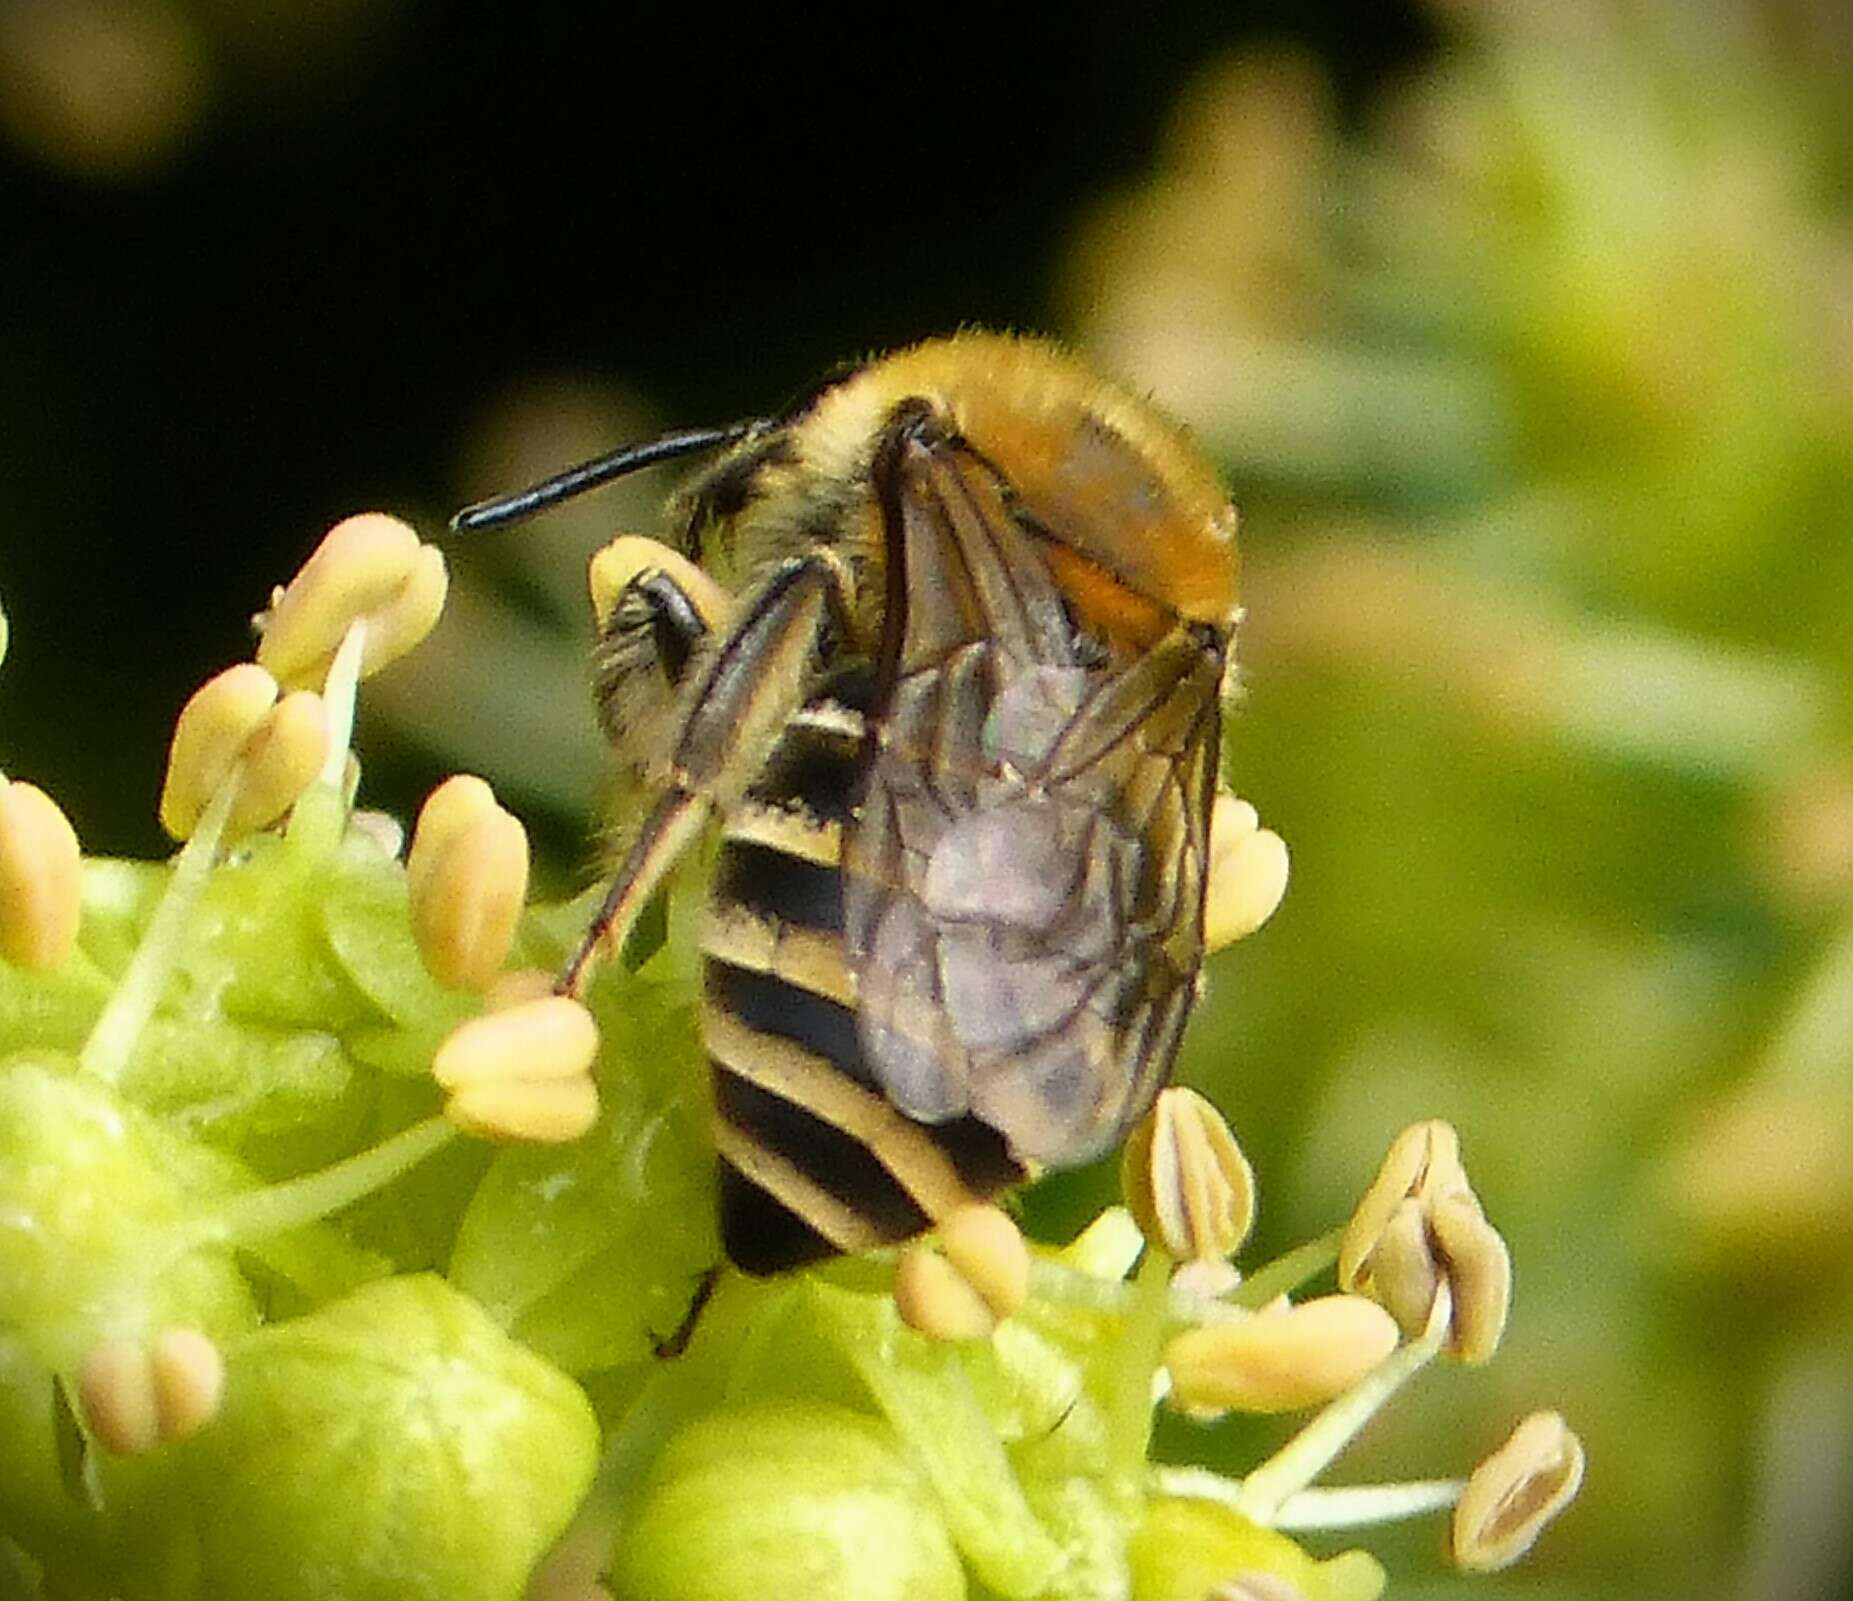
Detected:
[
  {"left": 1122, "top": 1087, "right": 1255, "bottom": 1295},
  {"left": 1163, "top": 1294, "right": 1400, "bottom": 1417},
  {"left": 159, "top": 668, "right": 329, "bottom": 841},
  {"left": 406, "top": 775, "right": 497, "bottom": 900},
  {"left": 407, "top": 776, "right": 530, "bottom": 992},
  {"left": 1339, "top": 1121, "right": 1512, "bottom": 1365},
  {"left": 1204, "top": 794, "right": 1290, "bottom": 952},
  {"left": 0, "top": 779, "right": 82, "bottom": 970},
  {"left": 433, "top": 994, "right": 600, "bottom": 1143},
  {"left": 77, "top": 1338, "right": 160, "bottom": 1456},
  {"left": 588, "top": 535, "right": 733, "bottom": 632},
  {"left": 229, "top": 691, "right": 330, "bottom": 835},
  {"left": 894, "top": 1204, "right": 1031, "bottom": 1343},
  {"left": 256, "top": 513, "right": 448, "bottom": 689},
  {"left": 1449, "top": 1411, "right": 1586, "bottom": 1571},
  {"left": 158, "top": 663, "right": 279, "bottom": 839},
  {"left": 147, "top": 1328, "right": 226, "bottom": 1445},
  {"left": 76, "top": 1328, "right": 226, "bottom": 1456}
]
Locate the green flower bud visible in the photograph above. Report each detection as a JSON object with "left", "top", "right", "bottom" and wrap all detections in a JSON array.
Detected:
[
  {"left": 155, "top": 1273, "right": 598, "bottom": 1601},
  {"left": 1129, "top": 1497, "right": 1385, "bottom": 1601},
  {"left": 0, "top": 1057, "right": 254, "bottom": 1371},
  {"left": 615, "top": 1401, "right": 965, "bottom": 1601}
]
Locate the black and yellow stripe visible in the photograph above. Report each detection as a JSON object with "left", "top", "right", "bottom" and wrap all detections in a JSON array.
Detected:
[{"left": 700, "top": 693, "right": 1022, "bottom": 1274}]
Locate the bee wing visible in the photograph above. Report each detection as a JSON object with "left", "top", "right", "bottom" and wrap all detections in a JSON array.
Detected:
[{"left": 843, "top": 428, "right": 1224, "bottom": 1167}]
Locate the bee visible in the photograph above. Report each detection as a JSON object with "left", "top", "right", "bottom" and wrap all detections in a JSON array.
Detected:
[{"left": 455, "top": 332, "right": 1240, "bottom": 1274}]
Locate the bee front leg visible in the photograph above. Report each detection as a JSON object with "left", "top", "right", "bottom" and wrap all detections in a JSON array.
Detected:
[
  {"left": 561, "top": 551, "right": 852, "bottom": 997},
  {"left": 590, "top": 536, "right": 735, "bottom": 766}
]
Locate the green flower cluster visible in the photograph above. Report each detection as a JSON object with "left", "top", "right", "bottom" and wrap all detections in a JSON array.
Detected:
[
  {"left": 0, "top": 558, "right": 1570, "bottom": 1599},
  {"left": 0, "top": 782, "right": 697, "bottom": 1598}
]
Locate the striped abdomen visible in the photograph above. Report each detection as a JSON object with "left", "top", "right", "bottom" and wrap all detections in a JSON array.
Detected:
[{"left": 699, "top": 692, "right": 1023, "bottom": 1274}]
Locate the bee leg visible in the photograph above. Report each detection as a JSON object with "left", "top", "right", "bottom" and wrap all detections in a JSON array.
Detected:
[
  {"left": 591, "top": 538, "right": 735, "bottom": 755},
  {"left": 560, "top": 553, "right": 850, "bottom": 997},
  {"left": 650, "top": 1263, "right": 724, "bottom": 1359}
]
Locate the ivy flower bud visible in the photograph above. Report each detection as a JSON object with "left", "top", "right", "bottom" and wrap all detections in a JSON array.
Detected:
[
  {"left": 894, "top": 1203, "right": 1030, "bottom": 1342},
  {"left": 173, "top": 1274, "right": 599, "bottom": 1601},
  {"left": 76, "top": 1327, "right": 226, "bottom": 1455},
  {"left": 0, "top": 1061, "right": 257, "bottom": 1376},
  {"left": 158, "top": 663, "right": 279, "bottom": 839},
  {"left": 616, "top": 1402, "right": 963, "bottom": 1601},
  {"left": 256, "top": 512, "right": 448, "bottom": 689},
  {"left": 1449, "top": 1411, "right": 1586, "bottom": 1572},
  {"left": 1130, "top": 1496, "right": 1386, "bottom": 1601},
  {"left": 407, "top": 777, "right": 530, "bottom": 991},
  {"left": 1163, "top": 1294, "right": 1400, "bottom": 1417},
  {"left": 1204, "top": 794, "right": 1290, "bottom": 952},
  {"left": 588, "top": 535, "right": 732, "bottom": 632},
  {"left": 433, "top": 995, "right": 600, "bottom": 1143},
  {"left": 1338, "top": 1121, "right": 1511, "bottom": 1363},
  {"left": 1122, "top": 1086, "right": 1256, "bottom": 1272},
  {"left": 0, "top": 779, "right": 82, "bottom": 970},
  {"left": 228, "top": 690, "right": 330, "bottom": 836}
]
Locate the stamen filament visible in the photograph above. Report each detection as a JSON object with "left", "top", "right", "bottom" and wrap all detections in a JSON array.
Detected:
[
  {"left": 1153, "top": 1466, "right": 1466, "bottom": 1530},
  {"left": 78, "top": 772, "right": 239, "bottom": 1084},
  {"left": 186, "top": 1115, "right": 456, "bottom": 1246},
  {"left": 1230, "top": 1228, "right": 1343, "bottom": 1309},
  {"left": 316, "top": 618, "right": 367, "bottom": 791},
  {"left": 1233, "top": 1284, "right": 1453, "bottom": 1524}
]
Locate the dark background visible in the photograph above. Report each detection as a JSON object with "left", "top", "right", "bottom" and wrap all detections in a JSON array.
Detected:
[{"left": 0, "top": 0, "right": 1428, "bottom": 856}]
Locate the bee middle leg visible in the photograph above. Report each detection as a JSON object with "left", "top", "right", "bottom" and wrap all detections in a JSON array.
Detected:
[{"left": 561, "top": 551, "right": 853, "bottom": 997}]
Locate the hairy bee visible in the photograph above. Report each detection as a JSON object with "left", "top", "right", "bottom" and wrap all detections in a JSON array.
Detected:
[{"left": 456, "top": 332, "right": 1240, "bottom": 1273}]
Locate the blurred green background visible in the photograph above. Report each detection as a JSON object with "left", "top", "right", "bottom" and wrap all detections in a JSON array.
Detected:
[{"left": 2, "top": 2, "right": 1851, "bottom": 1598}]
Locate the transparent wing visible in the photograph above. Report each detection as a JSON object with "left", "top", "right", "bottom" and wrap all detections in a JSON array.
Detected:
[{"left": 842, "top": 425, "right": 1224, "bottom": 1166}]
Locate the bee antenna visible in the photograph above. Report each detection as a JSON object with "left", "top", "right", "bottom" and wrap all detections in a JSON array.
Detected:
[{"left": 449, "top": 419, "right": 763, "bottom": 534}]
